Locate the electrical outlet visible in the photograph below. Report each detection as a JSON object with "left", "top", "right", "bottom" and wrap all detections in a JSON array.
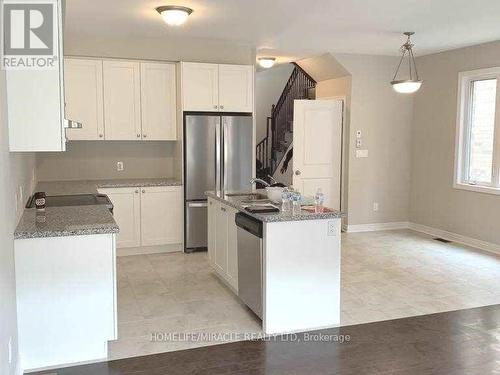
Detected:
[
  {"left": 356, "top": 139, "right": 362, "bottom": 148},
  {"left": 117, "top": 161, "right": 124, "bottom": 171},
  {"left": 373, "top": 202, "right": 379, "bottom": 211},
  {"left": 327, "top": 221, "right": 337, "bottom": 236},
  {"left": 8, "top": 337, "right": 12, "bottom": 364}
]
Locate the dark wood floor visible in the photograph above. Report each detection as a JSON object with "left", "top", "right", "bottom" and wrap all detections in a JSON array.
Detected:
[{"left": 33, "top": 305, "right": 500, "bottom": 375}]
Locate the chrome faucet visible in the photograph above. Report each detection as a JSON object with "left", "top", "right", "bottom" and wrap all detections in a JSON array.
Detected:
[{"left": 250, "top": 178, "right": 270, "bottom": 187}]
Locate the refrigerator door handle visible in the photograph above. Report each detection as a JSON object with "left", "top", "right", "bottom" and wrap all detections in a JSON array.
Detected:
[
  {"left": 222, "top": 117, "right": 226, "bottom": 192},
  {"left": 215, "top": 117, "right": 221, "bottom": 193},
  {"left": 188, "top": 202, "right": 208, "bottom": 208}
]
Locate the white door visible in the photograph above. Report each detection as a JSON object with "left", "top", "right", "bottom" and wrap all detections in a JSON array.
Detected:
[
  {"left": 140, "top": 62, "right": 177, "bottom": 140},
  {"left": 181, "top": 62, "right": 219, "bottom": 111},
  {"left": 293, "top": 100, "right": 343, "bottom": 210},
  {"left": 103, "top": 60, "right": 142, "bottom": 140},
  {"left": 98, "top": 188, "right": 141, "bottom": 248},
  {"left": 140, "top": 186, "right": 183, "bottom": 246},
  {"left": 64, "top": 58, "right": 104, "bottom": 140},
  {"left": 214, "top": 204, "right": 228, "bottom": 275},
  {"left": 218, "top": 64, "right": 254, "bottom": 112}
]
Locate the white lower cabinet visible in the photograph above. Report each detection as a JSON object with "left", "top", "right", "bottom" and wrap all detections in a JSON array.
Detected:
[
  {"left": 207, "top": 198, "right": 217, "bottom": 263},
  {"left": 101, "top": 187, "right": 141, "bottom": 248},
  {"left": 99, "top": 186, "right": 182, "bottom": 249},
  {"left": 214, "top": 204, "right": 228, "bottom": 275},
  {"left": 226, "top": 206, "right": 239, "bottom": 290},
  {"left": 207, "top": 198, "right": 238, "bottom": 292},
  {"left": 140, "top": 186, "right": 183, "bottom": 246}
]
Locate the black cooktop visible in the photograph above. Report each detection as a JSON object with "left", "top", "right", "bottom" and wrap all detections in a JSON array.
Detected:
[{"left": 26, "top": 194, "right": 113, "bottom": 210}]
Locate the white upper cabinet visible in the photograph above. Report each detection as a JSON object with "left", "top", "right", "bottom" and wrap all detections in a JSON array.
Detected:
[
  {"left": 103, "top": 60, "right": 142, "bottom": 140},
  {"left": 181, "top": 62, "right": 254, "bottom": 112},
  {"left": 7, "top": 0, "right": 66, "bottom": 152},
  {"left": 140, "top": 62, "right": 177, "bottom": 140},
  {"left": 218, "top": 64, "right": 254, "bottom": 113},
  {"left": 181, "top": 62, "right": 219, "bottom": 112},
  {"left": 64, "top": 58, "right": 104, "bottom": 140}
]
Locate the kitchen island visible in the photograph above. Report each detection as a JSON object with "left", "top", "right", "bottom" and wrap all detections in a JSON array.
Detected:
[
  {"left": 206, "top": 190, "right": 344, "bottom": 335},
  {"left": 13, "top": 177, "right": 182, "bottom": 371}
]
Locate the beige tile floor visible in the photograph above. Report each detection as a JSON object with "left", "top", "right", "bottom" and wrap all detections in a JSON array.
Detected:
[{"left": 108, "top": 229, "right": 500, "bottom": 360}]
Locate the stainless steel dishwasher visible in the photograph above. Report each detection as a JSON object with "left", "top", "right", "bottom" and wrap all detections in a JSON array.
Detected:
[{"left": 236, "top": 212, "right": 263, "bottom": 319}]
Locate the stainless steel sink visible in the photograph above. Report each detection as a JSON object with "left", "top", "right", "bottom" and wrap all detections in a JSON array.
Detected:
[
  {"left": 225, "top": 193, "right": 267, "bottom": 200},
  {"left": 241, "top": 199, "right": 274, "bottom": 205}
]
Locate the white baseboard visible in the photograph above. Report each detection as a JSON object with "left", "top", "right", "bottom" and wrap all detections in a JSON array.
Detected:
[
  {"left": 345, "top": 222, "right": 410, "bottom": 233},
  {"left": 117, "top": 243, "right": 182, "bottom": 256},
  {"left": 408, "top": 222, "right": 500, "bottom": 256}
]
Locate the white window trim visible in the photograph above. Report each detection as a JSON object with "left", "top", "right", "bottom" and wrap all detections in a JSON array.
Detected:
[{"left": 454, "top": 67, "right": 500, "bottom": 195}]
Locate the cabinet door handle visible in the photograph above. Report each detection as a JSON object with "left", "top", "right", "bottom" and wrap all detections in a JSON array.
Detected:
[
  {"left": 295, "top": 170, "right": 301, "bottom": 176},
  {"left": 99, "top": 134, "right": 103, "bottom": 138},
  {"left": 142, "top": 189, "right": 146, "bottom": 193},
  {"left": 135, "top": 190, "right": 139, "bottom": 194},
  {"left": 213, "top": 105, "right": 218, "bottom": 109},
  {"left": 136, "top": 134, "right": 141, "bottom": 138},
  {"left": 220, "top": 105, "right": 224, "bottom": 110},
  {"left": 220, "top": 207, "right": 226, "bottom": 212},
  {"left": 143, "top": 134, "right": 147, "bottom": 138}
]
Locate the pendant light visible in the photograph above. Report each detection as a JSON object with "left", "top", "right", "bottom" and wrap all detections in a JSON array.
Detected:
[{"left": 391, "top": 32, "right": 422, "bottom": 94}]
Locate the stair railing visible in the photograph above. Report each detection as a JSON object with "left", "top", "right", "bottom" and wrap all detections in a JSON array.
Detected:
[
  {"left": 256, "top": 116, "right": 272, "bottom": 173},
  {"left": 256, "top": 63, "right": 316, "bottom": 179}
]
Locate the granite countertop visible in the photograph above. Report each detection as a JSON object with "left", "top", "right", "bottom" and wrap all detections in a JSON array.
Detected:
[
  {"left": 14, "top": 205, "right": 119, "bottom": 239},
  {"left": 205, "top": 190, "right": 345, "bottom": 223},
  {"left": 36, "top": 178, "right": 182, "bottom": 195},
  {"left": 15, "top": 178, "right": 181, "bottom": 240}
]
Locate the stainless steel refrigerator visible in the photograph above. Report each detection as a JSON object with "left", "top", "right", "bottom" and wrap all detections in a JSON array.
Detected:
[{"left": 184, "top": 113, "right": 253, "bottom": 251}]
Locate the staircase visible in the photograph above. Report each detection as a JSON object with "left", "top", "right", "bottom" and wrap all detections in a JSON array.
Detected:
[{"left": 256, "top": 63, "right": 316, "bottom": 183}]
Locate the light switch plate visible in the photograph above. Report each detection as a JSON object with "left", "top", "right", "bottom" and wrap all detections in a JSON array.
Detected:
[
  {"left": 117, "top": 161, "right": 124, "bottom": 171},
  {"left": 356, "top": 149, "right": 369, "bottom": 158}
]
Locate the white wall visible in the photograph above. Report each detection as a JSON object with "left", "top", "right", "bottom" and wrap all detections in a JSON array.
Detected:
[
  {"left": 0, "top": 71, "right": 37, "bottom": 375},
  {"left": 64, "top": 35, "right": 254, "bottom": 65},
  {"left": 36, "top": 141, "right": 175, "bottom": 181},
  {"left": 255, "top": 64, "right": 294, "bottom": 142},
  {"left": 332, "top": 54, "right": 414, "bottom": 225},
  {"left": 411, "top": 40, "right": 500, "bottom": 244}
]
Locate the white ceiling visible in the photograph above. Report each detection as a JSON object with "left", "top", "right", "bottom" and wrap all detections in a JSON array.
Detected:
[{"left": 65, "top": 0, "right": 500, "bottom": 59}]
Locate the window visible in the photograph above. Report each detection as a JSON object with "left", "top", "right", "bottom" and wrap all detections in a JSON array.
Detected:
[{"left": 455, "top": 68, "right": 500, "bottom": 194}]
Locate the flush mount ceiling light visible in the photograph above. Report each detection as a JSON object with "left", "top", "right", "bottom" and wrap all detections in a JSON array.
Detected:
[
  {"left": 258, "top": 57, "right": 276, "bottom": 69},
  {"left": 391, "top": 32, "right": 423, "bottom": 94},
  {"left": 156, "top": 5, "right": 193, "bottom": 26}
]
